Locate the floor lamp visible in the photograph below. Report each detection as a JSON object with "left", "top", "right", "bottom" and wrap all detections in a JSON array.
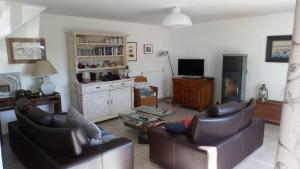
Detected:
[{"left": 158, "top": 51, "right": 174, "bottom": 103}]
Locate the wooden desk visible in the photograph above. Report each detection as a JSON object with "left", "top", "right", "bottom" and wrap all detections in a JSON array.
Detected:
[{"left": 0, "top": 92, "right": 62, "bottom": 143}]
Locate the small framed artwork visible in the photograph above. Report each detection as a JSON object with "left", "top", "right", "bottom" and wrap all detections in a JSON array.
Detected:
[
  {"left": 144, "top": 44, "right": 153, "bottom": 54},
  {"left": 265, "top": 35, "right": 292, "bottom": 63},
  {"left": 126, "top": 42, "right": 137, "bottom": 61},
  {"left": 6, "top": 37, "right": 46, "bottom": 64}
]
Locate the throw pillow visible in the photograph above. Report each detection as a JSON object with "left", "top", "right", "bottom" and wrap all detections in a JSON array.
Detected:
[
  {"left": 164, "top": 122, "right": 187, "bottom": 134},
  {"left": 89, "top": 126, "right": 116, "bottom": 146},
  {"left": 164, "top": 118, "right": 193, "bottom": 134},
  {"left": 66, "top": 106, "right": 101, "bottom": 140}
]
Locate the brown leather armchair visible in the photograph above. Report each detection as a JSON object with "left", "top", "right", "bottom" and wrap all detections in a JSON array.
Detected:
[
  {"left": 134, "top": 76, "right": 158, "bottom": 107},
  {"left": 149, "top": 99, "right": 264, "bottom": 169}
]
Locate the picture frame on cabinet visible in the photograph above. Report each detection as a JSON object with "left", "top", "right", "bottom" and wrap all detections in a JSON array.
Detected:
[
  {"left": 265, "top": 35, "right": 292, "bottom": 63},
  {"left": 126, "top": 42, "right": 137, "bottom": 61},
  {"left": 6, "top": 38, "right": 46, "bottom": 64},
  {"left": 144, "top": 44, "right": 153, "bottom": 54}
]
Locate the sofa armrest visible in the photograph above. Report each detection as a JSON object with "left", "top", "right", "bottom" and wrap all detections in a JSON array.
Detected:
[
  {"left": 79, "top": 137, "right": 133, "bottom": 169},
  {"left": 149, "top": 128, "right": 179, "bottom": 169},
  {"left": 173, "top": 136, "right": 208, "bottom": 169}
]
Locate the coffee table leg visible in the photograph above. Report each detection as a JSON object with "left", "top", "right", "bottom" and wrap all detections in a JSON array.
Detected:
[{"left": 138, "top": 132, "right": 149, "bottom": 144}]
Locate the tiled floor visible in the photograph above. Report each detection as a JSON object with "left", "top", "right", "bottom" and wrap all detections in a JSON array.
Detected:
[{"left": 2, "top": 102, "right": 279, "bottom": 169}]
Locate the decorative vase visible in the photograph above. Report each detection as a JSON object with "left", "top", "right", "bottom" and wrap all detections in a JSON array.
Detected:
[
  {"left": 82, "top": 72, "right": 90, "bottom": 84},
  {"left": 40, "top": 76, "right": 55, "bottom": 95}
]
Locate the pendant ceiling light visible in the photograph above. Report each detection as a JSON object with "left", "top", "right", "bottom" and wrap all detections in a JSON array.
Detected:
[{"left": 161, "top": 7, "right": 192, "bottom": 29}]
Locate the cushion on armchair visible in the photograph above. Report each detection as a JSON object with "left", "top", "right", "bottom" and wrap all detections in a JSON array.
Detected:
[{"left": 135, "top": 82, "right": 154, "bottom": 97}]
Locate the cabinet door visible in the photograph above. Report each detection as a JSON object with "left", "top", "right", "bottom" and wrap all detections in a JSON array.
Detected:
[
  {"left": 86, "top": 91, "right": 110, "bottom": 119},
  {"left": 110, "top": 87, "right": 132, "bottom": 114},
  {"left": 183, "top": 87, "right": 201, "bottom": 109},
  {"left": 201, "top": 81, "right": 214, "bottom": 109},
  {"left": 173, "top": 79, "right": 185, "bottom": 104}
]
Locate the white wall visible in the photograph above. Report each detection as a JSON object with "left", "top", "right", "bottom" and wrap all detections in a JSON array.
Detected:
[
  {"left": 0, "top": 13, "right": 170, "bottom": 134},
  {"left": 169, "top": 13, "right": 294, "bottom": 102}
]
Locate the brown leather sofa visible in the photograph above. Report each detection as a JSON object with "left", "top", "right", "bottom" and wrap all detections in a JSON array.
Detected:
[
  {"left": 149, "top": 99, "right": 264, "bottom": 169},
  {"left": 9, "top": 98, "right": 133, "bottom": 169}
]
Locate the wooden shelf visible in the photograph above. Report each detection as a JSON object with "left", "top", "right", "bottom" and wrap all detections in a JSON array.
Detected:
[
  {"left": 76, "top": 66, "right": 126, "bottom": 72},
  {"left": 77, "top": 55, "right": 124, "bottom": 59}
]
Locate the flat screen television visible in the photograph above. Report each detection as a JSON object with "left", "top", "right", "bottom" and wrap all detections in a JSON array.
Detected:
[{"left": 178, "top": 59, "right": 204, "bottom": 76}]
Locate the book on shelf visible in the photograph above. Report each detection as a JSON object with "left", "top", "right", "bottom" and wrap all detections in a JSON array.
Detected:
[
  {"left": 76, "top": 35, "right": 87, "bottom": 43},
  {"left": 77, "top": 47, "right": 123, "bottom": 56}
]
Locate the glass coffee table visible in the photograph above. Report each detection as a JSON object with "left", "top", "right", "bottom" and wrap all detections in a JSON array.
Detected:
[{"left": 119, "top": 106, "right": 174, "bottom": 143}]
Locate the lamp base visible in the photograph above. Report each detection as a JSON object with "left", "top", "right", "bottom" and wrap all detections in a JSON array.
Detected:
[
  {"left": 40, "top": 76, "right": 55, "bottom": 95},
  {"left": 164, "top": 97, "right": 173, "bottom": 104}
]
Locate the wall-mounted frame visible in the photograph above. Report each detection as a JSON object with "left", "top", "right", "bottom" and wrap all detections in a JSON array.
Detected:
[
  {"left": 6, "top": 37, "right": 46, "bottom": 64},
  {"left": 126, "top": 42, "right": 137, "bottom": 61},
  {"left": 265, "top": 35, "right": 292, "bottom": 63},
  {"left": 144, "top": 44, "right": 153, "bottom": 54}
]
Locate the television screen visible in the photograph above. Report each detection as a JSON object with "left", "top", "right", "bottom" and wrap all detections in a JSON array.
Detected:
[{"left": 178, "top": 59, "right": 204, "bottom": 76}]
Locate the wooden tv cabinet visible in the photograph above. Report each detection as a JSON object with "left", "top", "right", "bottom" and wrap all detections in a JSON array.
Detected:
[{"left": 172, "top": 77, "right": 214, "bottom": 111}]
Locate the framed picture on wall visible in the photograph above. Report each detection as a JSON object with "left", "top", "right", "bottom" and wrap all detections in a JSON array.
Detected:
[
  {"left": 265, "top": 35, "right": 292, "bottom": 63},
  {"left": 144, "top": 44, "right": 153, "bottom": 54},
  {"left": 126, "top": 42, "right": 137, "bottom": 61},
  {"left": 6, "top": 37, "right": 46, "bottom": 64}
]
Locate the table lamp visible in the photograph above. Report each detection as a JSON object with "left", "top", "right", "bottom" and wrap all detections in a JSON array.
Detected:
[{"left": 32, "top": 60, "right": 58, "bottom": 95}]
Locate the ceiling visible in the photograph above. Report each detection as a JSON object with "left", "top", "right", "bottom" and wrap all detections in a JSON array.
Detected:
[{"left": 4, "top": 0, "right": 296, "bottom": 25}]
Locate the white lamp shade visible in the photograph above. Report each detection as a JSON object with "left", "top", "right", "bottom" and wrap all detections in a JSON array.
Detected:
[
  {"left": 32, "top": 60, "right": 58, "bottom": 77},
  {"left": 162, "top": 7, "right": 192, "bottom": 29}
]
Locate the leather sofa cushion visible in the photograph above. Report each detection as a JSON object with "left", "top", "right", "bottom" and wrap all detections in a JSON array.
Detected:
[
  {"left": 207, "top": 101, "right": 241, "bottom": 117},
  {"left": 27, "top": 107, "right": 54, "bottom": 126},
  {"left": 238, "top": 99, "right": 256, "bottom": 130},
  {"left": 190, "top": 113, "right": 241, "bottom": 144},
  {"left": 16, "top": 98, "right": 34, "bottom": 115}
]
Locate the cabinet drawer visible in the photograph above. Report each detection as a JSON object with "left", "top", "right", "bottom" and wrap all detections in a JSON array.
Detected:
[
  {"left": 111, "top": 81, "right": 134, "bottom": 89},
  {"left": 82, "top": 84, "right": 110, "bottom": 93},
  {"left": 173, "top": 79, "right": 185, "bottom": 87}
]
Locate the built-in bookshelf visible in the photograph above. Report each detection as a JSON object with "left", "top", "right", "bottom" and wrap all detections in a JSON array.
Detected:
[
  {"left": 68, "top": 31, "right": 128, "bottom": 74},
  {"left": 67, "top": 31, "right": 134, "bottom": 123}
]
